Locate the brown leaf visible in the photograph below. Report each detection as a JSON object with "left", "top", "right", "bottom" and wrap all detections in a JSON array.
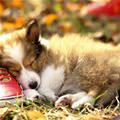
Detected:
[
  {"left": 0, "top": 3, "right": 4, "bottom": 14},
  {"left": 59, "top": 22, "right": 74, "bottom": 32}
]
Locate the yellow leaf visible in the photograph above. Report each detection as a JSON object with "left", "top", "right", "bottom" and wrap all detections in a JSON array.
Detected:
[
  {"left": 0, "top": 3, "right": 4, "bottom": 14},
  {"left": 16, "top": 16, "right": 25, "bottom": 28},
  {"left": 26, "top": 110, "right": 45, "bottom": 120},
  {"left": 11, "top": 0, "right": 23, "bottom": 8},
  {"left": 42, "top": 13, "right": 58, "bottom": 25},
  {"left": 2, "top": 22, "right": 15, "bottom": 31},
  {"left": 2, "top": 16, "right": 24, "bottom": 31}
]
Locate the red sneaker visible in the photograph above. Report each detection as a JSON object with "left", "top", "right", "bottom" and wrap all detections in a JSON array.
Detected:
[
  {"left": 0, "top": 68, "right": 23, "bottom": 101},
  {"left": 82, "top": 0, "right": 120, "bottom": 17}
]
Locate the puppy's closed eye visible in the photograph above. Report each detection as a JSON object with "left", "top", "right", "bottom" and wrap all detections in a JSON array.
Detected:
[{"left": 23, "top": 54, "right": 38, "bottom": 67}]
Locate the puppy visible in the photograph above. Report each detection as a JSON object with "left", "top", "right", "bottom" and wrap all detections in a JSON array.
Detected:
[{"left": 0, "top": 19, "right": 120, "bottom": 109}]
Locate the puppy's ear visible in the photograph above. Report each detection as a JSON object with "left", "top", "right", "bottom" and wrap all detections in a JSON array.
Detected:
[
  {"left": 26, "top": 19, "right": 40, "bottom": 42},
  {"left": 26, "top": 19, "right": 43, "bottom": 55}
]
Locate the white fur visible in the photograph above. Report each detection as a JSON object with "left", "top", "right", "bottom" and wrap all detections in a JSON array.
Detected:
[
  {"left": 0, "top": 33, "right": 24, "bottom": 63},
  {"left": 38, "top": 64, "right": 65, "bottom": 101},
  {"left": 39, "top": 36, "right": 49, "bottom": 49},
  {"left": 18, "top": 67, "right": 40, "bottom": 89},
  {"left": 71, "top": 95, "right": 94, "bottom": 109},
  {"left": 23, "top": 89, "right": 44, "bottom": 100},
  {"left": 4, "top": 42, "right": 24, "bottom": 64}
]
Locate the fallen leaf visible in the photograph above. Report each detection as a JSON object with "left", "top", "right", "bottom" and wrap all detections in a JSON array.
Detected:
[
  {"left": 42, "top": 13, "right": 58, "bottom": 26},
  {"left": 11, "top": 0, "right": 23, "bottom": 8},
  {"left": 59, "top": 22, "right": 73, "bottom": 32},
  {"left": 0, "top": 3, "right": 4, "bottom": 14},
  {"left": 15, "top": 16, "right": 25, "bottom": 28},
  {"left": 2, "top": 22, "right": 15, "bottom": 31},
  {"left": 26, "top": 110, "right": 45, "bottom": 120},
  {"left": 2, "top": 16, "right": 24, "bottom": 31}
]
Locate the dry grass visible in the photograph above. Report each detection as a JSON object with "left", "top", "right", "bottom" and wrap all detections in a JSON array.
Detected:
[{"left": 0, "top": 98, "right": 120, "bottom": 120}]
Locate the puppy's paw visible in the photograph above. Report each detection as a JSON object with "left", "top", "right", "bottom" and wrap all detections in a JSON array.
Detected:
[
  {"left": 23, "top": 89, "right": 45, "bottom": 101},
  {"left": 71, "top": 95, "right": 94, "bottom": 109},
  {"left": 55, "top": 94, "right": 72, "bottom": 107},
  {"left": 55, "top": 92, "right": 94, "bottom": 109}
]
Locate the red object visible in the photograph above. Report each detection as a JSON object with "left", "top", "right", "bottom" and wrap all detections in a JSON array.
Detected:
[
  {"left": 0, "top": 68, "right": 23, "bottom": 99},
  {"left": 86, "top": 0, "right": 120, "bottom": 17}
]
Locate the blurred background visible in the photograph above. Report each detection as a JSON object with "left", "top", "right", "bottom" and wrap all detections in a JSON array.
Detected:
[{"left": 0, "top": 0, "right": 120, "bottom": 44}]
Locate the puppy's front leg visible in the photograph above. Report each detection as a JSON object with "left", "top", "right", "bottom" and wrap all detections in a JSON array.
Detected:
[{"left": 55, "top": 92, "right": 94, "bottom": 109}]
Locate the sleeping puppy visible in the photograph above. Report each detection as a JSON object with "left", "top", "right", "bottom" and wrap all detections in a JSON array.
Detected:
[{"left": 0, "top": 19, "right": 120, "bottom": 109}]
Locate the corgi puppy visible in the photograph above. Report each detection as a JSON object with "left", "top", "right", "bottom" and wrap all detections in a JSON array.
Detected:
[{"left": 0, "top": 19, "right": 120, "bottom": 109}]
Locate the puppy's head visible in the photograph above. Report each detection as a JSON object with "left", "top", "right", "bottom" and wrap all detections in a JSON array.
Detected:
[{"left": 0, "top": 19, "right": 47, "bottom": 89}]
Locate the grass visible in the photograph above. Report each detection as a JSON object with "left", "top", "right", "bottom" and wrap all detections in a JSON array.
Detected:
[{"left": 0, "top": 98, "right": 120, "bottom": 120}]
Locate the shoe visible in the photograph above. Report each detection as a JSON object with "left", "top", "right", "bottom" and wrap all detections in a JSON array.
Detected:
[
  {"left": 0, "top": 68, "right": 23, "bottom": 101},
  {"left": 81, "top": 0, "right": 120, "bottom": 17}
]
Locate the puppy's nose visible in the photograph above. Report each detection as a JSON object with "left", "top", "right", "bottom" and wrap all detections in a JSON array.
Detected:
[{"left": 29, "top": 81, "right": 38, "bottom": 89}]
